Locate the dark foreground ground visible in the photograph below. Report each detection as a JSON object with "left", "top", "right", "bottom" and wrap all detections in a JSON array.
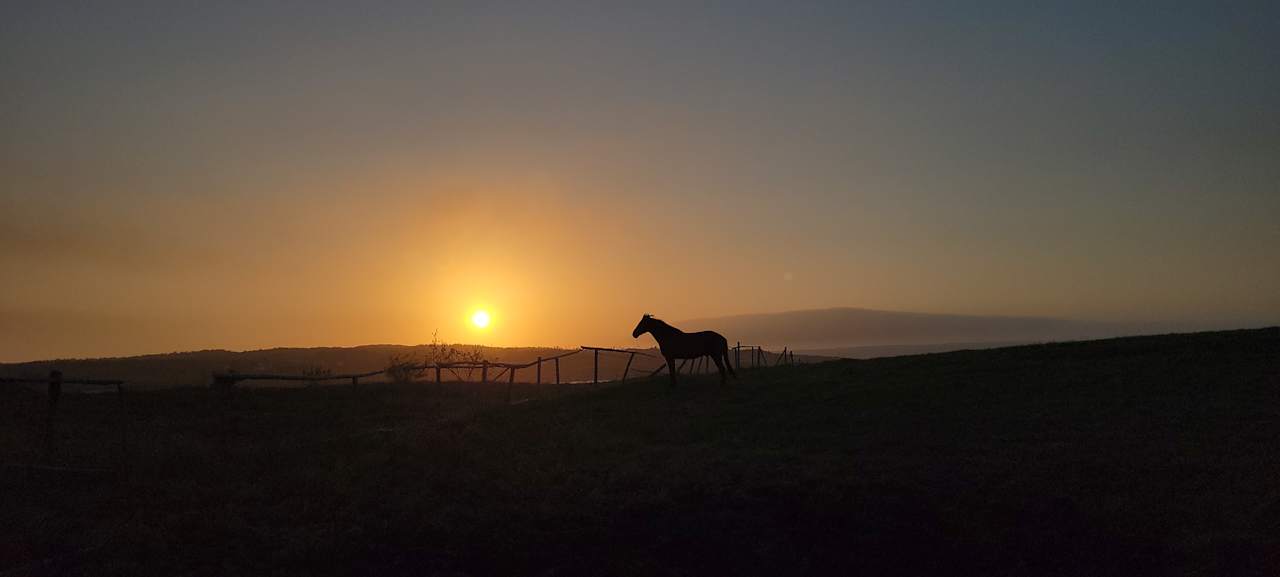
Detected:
[{"left": 3, "top": 328, "right": 1279, "bottom": 576}]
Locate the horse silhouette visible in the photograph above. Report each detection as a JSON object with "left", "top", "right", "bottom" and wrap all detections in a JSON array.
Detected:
[{"left": 632, "top": 314, "right": 736, "bottom": 386}]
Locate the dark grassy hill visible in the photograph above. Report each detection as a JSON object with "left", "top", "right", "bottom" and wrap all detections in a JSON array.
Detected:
[{"left": 3, "top": 328, "right": 1278, "bottom": 575}]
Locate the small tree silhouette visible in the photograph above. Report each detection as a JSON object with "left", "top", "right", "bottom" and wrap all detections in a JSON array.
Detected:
[
  {"left": 386, "top": 330, "right": 487, "bottom": 384},
  {"left": 301, "top": 366, "right": 332, "bottom": 387}
]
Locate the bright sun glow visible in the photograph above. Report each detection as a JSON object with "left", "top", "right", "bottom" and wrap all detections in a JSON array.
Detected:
[{"left": 471, "top": 310, "right": 491, "bottom": 329}]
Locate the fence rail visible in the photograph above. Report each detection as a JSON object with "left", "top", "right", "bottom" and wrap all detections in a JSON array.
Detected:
[
  {"left": 206, "top": 341, "right": 798, "bottom": 392},
  {"left": 1, "top": 377, "right": 124, "bottom": 386}
]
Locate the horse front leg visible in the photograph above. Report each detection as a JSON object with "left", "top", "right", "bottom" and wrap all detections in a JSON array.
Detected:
[{"left": 665, "top": 356, "right": 678, "bottom": 388}]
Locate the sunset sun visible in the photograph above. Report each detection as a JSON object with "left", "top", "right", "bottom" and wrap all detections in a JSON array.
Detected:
[{"left": 471, "top": 310, "right": 491, "bottom": 329}]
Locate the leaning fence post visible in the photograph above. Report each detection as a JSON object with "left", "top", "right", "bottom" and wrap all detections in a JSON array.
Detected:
[
  {"left": 623, "top": 352, "right": 635, "bottom": 381},
  {"left": 507, "top": 366, "right": 516, "bottom": 404},
  {"left": 536, "top": 357, "right": 542, "bottom": 385}
]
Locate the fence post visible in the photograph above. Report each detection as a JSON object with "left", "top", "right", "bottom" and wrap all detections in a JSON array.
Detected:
[
  {"left": 45, "top": 370, "right": 62, "bottom": 461},
  {"left": 593, "top": 349, "right": 599, "bottom": 384},
  {"left": 507, "top": 366, "right": 515, "bottom": 404},
  {"left": 435, "top": 364, "right": 442, "bottom": 383},
  {"left": 623, "top": 352, "right": 635, "bottom": 381},
  {"left": 555, "top": 357, "right": 561, "bottom": 385},
  {"left": 213, "top": 374, "right": 235, "bottom": 460},
  {"left": 536, "top": 357, "right": 542, "bottom": 385},
  {"left": 351, "top": 376, "right": 358, "bottom": 389},
  {"left": 481, "top": 361, "right": 488, "bottom": 383},
  {"left": 117, "top": 383, "right": 128, "bottom": 474},
  {"left": 213, "top": 374, "right": 237, "bottom": 398},
  {"left": 736, "top": 342, "right": 741, "bottom": 370}
]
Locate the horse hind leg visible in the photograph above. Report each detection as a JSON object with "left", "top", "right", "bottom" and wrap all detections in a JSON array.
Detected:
[{"left": 711, "top": 354, "right": 728, "bottom": 385}]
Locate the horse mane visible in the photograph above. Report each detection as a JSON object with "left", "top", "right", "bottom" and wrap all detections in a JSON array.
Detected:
[{"left": 646, "top": 314, "right": 676, "bottom": 331}]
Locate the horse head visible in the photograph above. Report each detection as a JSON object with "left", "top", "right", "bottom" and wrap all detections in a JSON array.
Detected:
[{"left": 632, "top": 313, "right": 653, "bottom": 338}]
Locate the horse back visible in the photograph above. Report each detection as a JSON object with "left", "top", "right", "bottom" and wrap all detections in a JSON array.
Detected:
[
  {"left": 659, "top": 330, "right": 729, "bottom": 359},
  {"left": 692, "top": 330, "right": 728, "bottom": 346}
]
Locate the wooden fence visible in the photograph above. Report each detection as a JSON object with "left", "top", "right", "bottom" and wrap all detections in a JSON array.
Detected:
[
  {"left": 2, "top": 344, "right": 801, "bottom": 475},
  {"left": 209, "top": 343, "right": 797, "bottom": 402}
]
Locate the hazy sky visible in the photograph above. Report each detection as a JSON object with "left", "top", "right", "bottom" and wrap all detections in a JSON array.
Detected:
[{"left": 3, "top": 1, "right": 1278, "bottom": 361}]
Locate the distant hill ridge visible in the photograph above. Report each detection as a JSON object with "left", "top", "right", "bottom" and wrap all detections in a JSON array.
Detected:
[
  {"left": 5, "top": 307, "right": 1267, "bottom": 385},
  {"left": 681, "top": 307, "right": 1169, "bottom": 351}
]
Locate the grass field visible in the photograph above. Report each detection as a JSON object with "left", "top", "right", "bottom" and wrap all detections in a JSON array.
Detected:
[{"left": 4, "top": 328, "right": 1279, "bottom": 576}]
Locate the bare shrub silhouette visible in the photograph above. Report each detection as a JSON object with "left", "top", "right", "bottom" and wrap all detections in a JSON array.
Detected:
[
  {"left": 301, "top": 366, "right": 332, "bottom": 387},
  {"left": 386, "top": 330, "right": 487, "bottom": 384}
]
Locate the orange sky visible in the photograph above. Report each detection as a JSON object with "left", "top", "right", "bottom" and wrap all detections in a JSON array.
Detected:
[{"left": 3, "top": 3, "right": 1278, "bottom": 361}]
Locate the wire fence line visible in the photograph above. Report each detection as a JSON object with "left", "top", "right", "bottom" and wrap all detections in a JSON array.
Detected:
[
  {"left": 207, "top": 343, "right": 796, "bottom": 391},
  {"left": 3, "top": 343, "right": 800, "bottom": 472}
]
